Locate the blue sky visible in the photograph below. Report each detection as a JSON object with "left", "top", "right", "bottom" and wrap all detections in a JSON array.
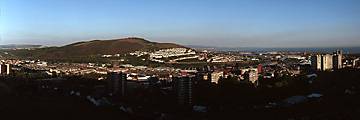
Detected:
[{"left": 1, "top": 0, "right": 360, "bottom": 47}]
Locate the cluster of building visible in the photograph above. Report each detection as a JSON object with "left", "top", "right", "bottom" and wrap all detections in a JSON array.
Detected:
[
  {"left": 149, "top": 48, "right": 196, "bottom": 59},
  {"left": 105, "top": 66, "right": 262, "bottom": 105},
  {"left": 100, "top": 50, "right": 360, "bottom": 115},
  {"left": 206, "top": 53, "right": 264, "bottom": 63},
  {"left": 129, "top": 48, "right": 198, "bottom": 63},
  {"left": 169, "top": 66, "right": 262, "bottom": 105},
  {"left": 4, "top": 49, "right": 360, "bottom": 107},
  {"left": 129, "top": 51, "right": 149, "bottom": 57},
  {"left": 169, "top": 55, "right": 200, "bottom": 62},
  {"left": 0, "top": 63, "right": 11, "bottom": 75},
  {"left": 311, "top": 50, "right": 343, "bottom": 71},
  {"left": 207, "top": 56, "right": 237, "bottom": 63}
]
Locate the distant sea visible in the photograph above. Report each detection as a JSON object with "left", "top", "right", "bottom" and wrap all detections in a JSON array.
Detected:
[
  {"left": 188, "top": 45, "right": 360, "bottom": 54},
  {"left": 217, "top": 47, "right": 360, "bottom": 54}
]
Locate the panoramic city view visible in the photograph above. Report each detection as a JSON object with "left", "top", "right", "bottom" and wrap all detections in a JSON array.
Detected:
[{"left": 1, "top": 0, "right": 360, "bottom": 119}]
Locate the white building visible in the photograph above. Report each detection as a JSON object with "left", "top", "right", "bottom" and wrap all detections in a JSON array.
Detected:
[
  {"left": 248, "top": 70, "right": 259, "bottom": 83},
  {"left": 312, "top": 54, "right": 333, "bottom": 71},
  {"left": 323, "top": 54, "right": 333, "bottom": 70},
  {"left": 0, "top": 64, "right": 11, "bottom": 75},
  {"left": 333, "top": 50, "right": 343, "bottom": 69},
  {"left": 211, "top": 71, "right": 223, "bottom": 84}
]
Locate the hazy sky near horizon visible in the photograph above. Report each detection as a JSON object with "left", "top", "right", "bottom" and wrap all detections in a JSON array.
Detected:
[{"left": 1, "top": 0, "right": 360, "bottom": 47}]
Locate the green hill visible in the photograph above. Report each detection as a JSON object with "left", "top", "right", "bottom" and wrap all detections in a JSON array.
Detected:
[{"left": 5, "top": 37, "right": 185, "bottom": 62}]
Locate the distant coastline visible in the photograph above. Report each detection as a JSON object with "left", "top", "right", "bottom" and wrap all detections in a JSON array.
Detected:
[
  {"left": 188, "top": 45, "right": 360, "bottom": 54},
  {"left": 0, "top": 44, "right": 42, "bottom": 49}
]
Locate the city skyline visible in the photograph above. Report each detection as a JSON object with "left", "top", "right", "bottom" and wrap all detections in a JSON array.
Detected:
[
  {"left": 1, "top": 0, "right": 360, "bottom": 47},
  {"left": 2, "top": 1, "right": 360, "bottom": 119}
]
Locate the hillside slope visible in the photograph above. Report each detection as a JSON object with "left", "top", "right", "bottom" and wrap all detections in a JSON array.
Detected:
[{"left": 9, "top": 37, "right": 185, "bottom": 59}]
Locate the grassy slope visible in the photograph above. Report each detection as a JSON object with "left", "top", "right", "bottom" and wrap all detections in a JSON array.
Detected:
[{"left": 4, "top": 38, "right": 185, "bottom": 63}]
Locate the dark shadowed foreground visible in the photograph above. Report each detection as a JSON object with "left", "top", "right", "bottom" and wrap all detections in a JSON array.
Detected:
[{"left": 1, "top": 69, "right": 360, "bottom": 120}]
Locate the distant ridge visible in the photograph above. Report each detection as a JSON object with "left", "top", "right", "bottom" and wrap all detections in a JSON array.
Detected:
[
  {"left": 187, "top": 45, "right": 360, "bottom": 54},
  {"left": 9, "top": 37, "right": 185, "bottom": 59},
  {"left": 0, "top": 44, "right": 42, "bottom": 49}
]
